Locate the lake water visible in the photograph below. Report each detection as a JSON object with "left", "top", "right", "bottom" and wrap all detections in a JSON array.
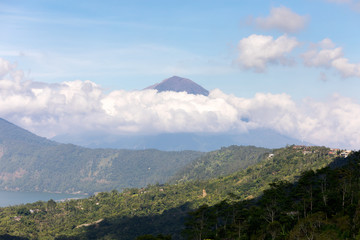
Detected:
[{"left": 0, "top": 190, "right": 87, "bottom": 207}]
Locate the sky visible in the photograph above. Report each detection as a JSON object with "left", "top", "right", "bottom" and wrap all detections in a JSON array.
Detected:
[{"left": 1, "top": 0, "right": 360, "bottom": 149}]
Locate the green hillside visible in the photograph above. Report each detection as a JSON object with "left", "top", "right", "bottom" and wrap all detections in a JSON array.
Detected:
[
  {"left": 213, "top": 145, "right": 336, "bottom": 199},
  {"left": 170, "top": 145, "right": 271, "bottom": 183},
  {"left": 0, "top": 118, "right": 203, "bottom": 194},
  {"left": 0, "top": 145, "right": 341, "bottom": 239},
  {"left": 182, "top": 151, "right": 360, "bottom": 240}
]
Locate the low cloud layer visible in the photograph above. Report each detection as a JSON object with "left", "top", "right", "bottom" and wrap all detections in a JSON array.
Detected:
[
  {"left": 303, "top": 38, "right": 360, "bottom": 78},
  {"left": 0, "top": 57, "right": 359, "bottom": 149},
  {"left": 252, "top": 6, "right": 309, "bottom": 33},
  {"left": 237, "top": 34, "right": 299, "bottom": 72}
]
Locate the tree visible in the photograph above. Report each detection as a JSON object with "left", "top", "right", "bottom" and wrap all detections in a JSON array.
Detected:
[
  {"left": 296, "top": 170, "right": 316, "bottom": 217},
  {"left": 184, "top": 204, "right": 210, "bottom": 240},
  {"left": 266, "top": 221, "right": 281, "bottom": 240},
  {"left": 261, "top": 181, "right": 290, "bottom": 223},
  {"left": 47, "top": 199, "right": 57, "bottom": 212}
]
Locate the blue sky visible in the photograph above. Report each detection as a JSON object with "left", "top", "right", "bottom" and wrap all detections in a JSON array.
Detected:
[
  {"left": 1, "top": 0, "right": 360, "bottom": 148},
  {"left": 2, "top": 0, "right": 359, "bottom": 98}
]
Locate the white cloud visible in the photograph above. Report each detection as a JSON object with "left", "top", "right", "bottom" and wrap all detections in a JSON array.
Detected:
[
  {"left": 331, "top": 58, "right": 360, "bottom": 77},
  {"left": 298, "top": 95, "right": 360, "bottom": 148},
  {"left": 254, "top": 6, "right": 309, "bottom": 33},
  {"left": 302, "top": 48, "right": 343, "bottom": 67},
  {"left": 302, "top": 38, "right": 360, "bottom": 78},
  {"left": 325, "top": 0, "right": 360, "bottom": 11},
  {"left": 237, "top": 34, "right": 299, "bottom": 72},
  {"left": 319, "top": 38, "right": 336, "bottom": 49},
  {"left": 1, "top": 58, "right": 360, "bottom": 149},
  {"left": 326, "top": 0, "right": 352, "bottom": 3}
]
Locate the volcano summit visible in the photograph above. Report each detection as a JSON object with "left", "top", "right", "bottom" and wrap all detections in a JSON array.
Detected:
[{"left": 145, "top": 76, "right": 209, "bottom": 96}]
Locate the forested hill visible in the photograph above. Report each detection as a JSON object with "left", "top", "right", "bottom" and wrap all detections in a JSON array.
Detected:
[
  {"left": 182, "top": 151, "right": 360, "bottom": 240},
  {"left": 170, "top": 145, "right": 270, "bottom": 183},
  {"left": 0, "top": 145, "right": 344, "bottom": 239},
  {"left": 174, "top": 145, "right": 337, "bottom": 202},
  {"left": 173, "top": 145, "right": 338, "bottom": 198},
  {"left": 1, "top": 145, "right": 203, "bottom": 194},
  {"left": 0, "top": 118, "right": 203, "bottom": 194}
]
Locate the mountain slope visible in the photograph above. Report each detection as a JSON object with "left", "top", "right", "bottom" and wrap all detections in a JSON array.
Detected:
[
  {"left": 0, "top": 146, "right": 342, "bottom": 239},
  {"left": 170, "top": 145, "right": 271, "bottom": 182},
  {"left": 144, "top": 76, "right": 209, "bottom": 96},
  {"left": 0, "top": 118, "right": 203, "bottom": 194}
]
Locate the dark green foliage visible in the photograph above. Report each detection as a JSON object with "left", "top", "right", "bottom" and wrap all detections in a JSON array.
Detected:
[
  {"left": 0, "top": 234, "right": 29, "bottom": 240},
  {"left": 16, "top": 206, "right": 30, "bottom": 216},
  {"left": 47, "top": 199, "right": 56, "bottom": 212},
  {"left": 136, "top": 234, "right": 171, "bottom": 240}
]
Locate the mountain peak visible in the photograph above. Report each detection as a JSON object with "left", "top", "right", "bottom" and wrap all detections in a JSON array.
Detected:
[
  {"left": 0, "top": 118, "right": 56, "bottom": 146},
  {"left": 145, "top": 76, "right": 209, "bottom": 96}
]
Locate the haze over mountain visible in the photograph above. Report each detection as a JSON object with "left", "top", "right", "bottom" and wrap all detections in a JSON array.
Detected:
[
  {"left": 52, "top": 129, "right": 308, "bottom": 151},
  {"left": 144, "top": 76, "right": 209, "bottom": 96}
]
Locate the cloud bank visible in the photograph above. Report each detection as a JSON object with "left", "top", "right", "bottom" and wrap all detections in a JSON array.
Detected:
[{"left": 0, "top": 57, "right": 360, "bottom": 149}]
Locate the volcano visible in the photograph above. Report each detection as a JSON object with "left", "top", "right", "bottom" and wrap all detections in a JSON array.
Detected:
[{"left": 145, "top": 76, "right": 209, "bottom": 96}]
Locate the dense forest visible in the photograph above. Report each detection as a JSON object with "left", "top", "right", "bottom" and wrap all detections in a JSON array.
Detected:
[
  {"left": 0, "top": 145, "right": 347, "bottom": 239},
  {"left": 183, "top": 151, "right": 360, "bottom": 239}
]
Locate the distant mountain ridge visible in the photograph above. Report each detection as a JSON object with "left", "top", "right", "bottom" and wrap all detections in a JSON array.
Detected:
[
  {"left": 0, "top": 118, "right": 203, "bottom": 194},
  {"left": 145, "top": 76, "right": 209, "bottom": 96},
  {"left": 53, "top": 129, "right": 310, "bottom": 151}
]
